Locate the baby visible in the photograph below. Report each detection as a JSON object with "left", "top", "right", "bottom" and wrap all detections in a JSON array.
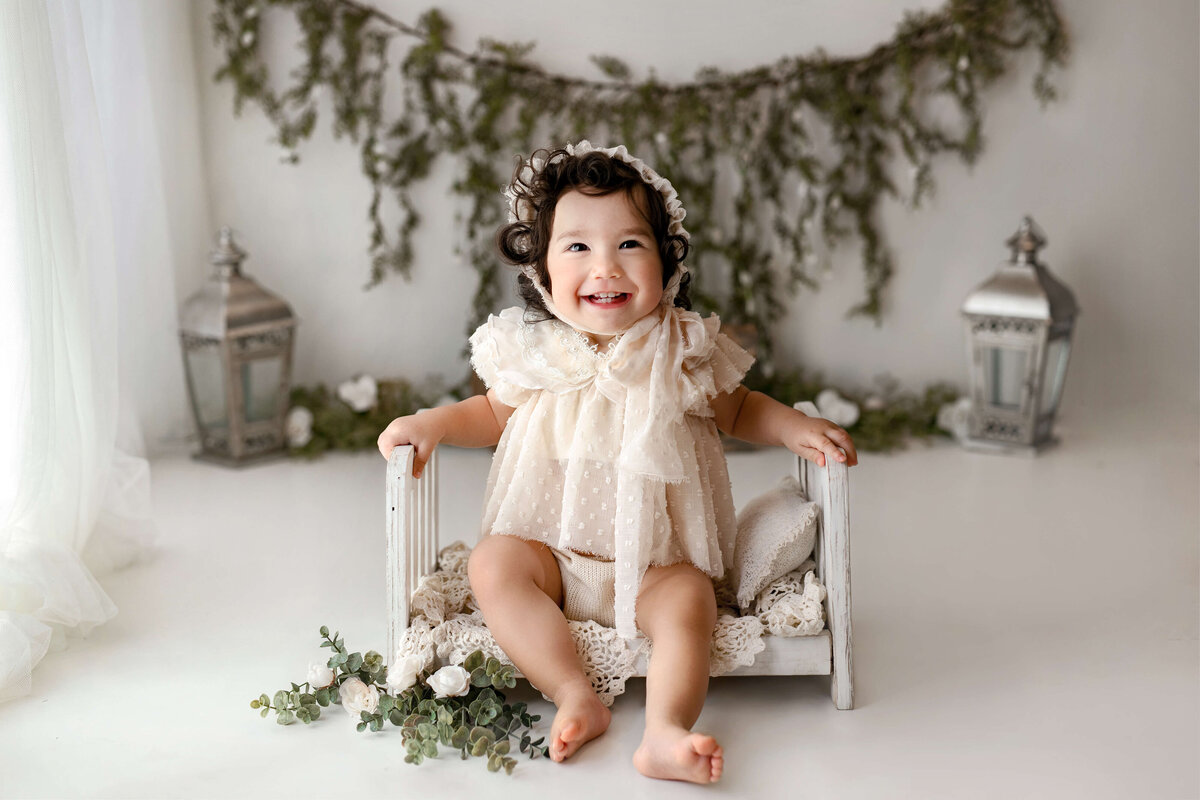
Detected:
[{"left": 378, "top": 141, "right": 858, "bottom": 784}]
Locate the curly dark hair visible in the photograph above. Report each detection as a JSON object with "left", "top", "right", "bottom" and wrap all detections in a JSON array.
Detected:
[{"left": 495, "top": 146, "right": 691, "bottom": 322}]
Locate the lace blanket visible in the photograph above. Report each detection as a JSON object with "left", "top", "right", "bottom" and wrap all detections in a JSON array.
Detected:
[{"left": 395, "top": 542, "right": 826, "bottom": 707}]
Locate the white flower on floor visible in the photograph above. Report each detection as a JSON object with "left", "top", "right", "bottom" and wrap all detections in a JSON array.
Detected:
[
  {"left": 339, "top": 676, "right": 380, "bottom": 718},
  {"left": 285, "top": 406, "right": 313, "bottom": 447},
  {"left": 936, "top": 396, "right": 972, "bottom": 441},
  {"left": 337, "top": 374, "right": 378, "bottom": 412},
  {"left": 815, "top": 388, "right": 860, "bottom": 428},
  {"left": 426, "top": 665, "right": 471, "bottom": 698},
  {"left": 307, "top": 662, "right": 334, "bottom": 688},
  {"left": 386, "top": 654, "right": 425, "bottom": 694}
]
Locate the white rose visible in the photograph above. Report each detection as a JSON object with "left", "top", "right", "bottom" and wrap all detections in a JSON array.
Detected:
[
  {"left": 306, "top": 661, "right": 334, "bottom": 688},
  {"left": 815, "top": 388, "right": 860, "bottom": 428},
  {"left": 336, "top": 374, "right": 378, "bottom": 413},
  {"left": 339, "top": 676, "right": 380, "bottom": 719},
  {"left": 426, "top": 664, "right": 471, "bottom": 698},
  {"left": 285, "top": 406, "right": 313, "bottom": 447},
  {"left": 936, "top": 396, "right": 973, "bottom": 441},
  {"left": 385, "top": 654, "right": 425, "bottom": 695}
]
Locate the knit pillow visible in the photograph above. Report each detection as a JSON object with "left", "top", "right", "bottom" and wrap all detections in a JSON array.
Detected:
[{"left": 729, "top": 476, "right": 819, "bottom": 611}]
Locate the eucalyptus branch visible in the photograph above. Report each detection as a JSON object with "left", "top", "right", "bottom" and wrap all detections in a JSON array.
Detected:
[{"left": 250, "top": 626, "right": 548, "bottom": 775}]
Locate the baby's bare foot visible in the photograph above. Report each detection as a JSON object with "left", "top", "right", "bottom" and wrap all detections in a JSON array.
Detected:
[
  {"left": 633, "top": 725, "right": 724, "bottom": 784},
  {"left": 549, "top": 684, "right": 611, "bottom": 762}
]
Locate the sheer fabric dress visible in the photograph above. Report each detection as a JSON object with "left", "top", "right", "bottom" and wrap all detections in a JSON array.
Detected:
[{"left": 469, "top": 304, "right": 754, "bottom": 638}]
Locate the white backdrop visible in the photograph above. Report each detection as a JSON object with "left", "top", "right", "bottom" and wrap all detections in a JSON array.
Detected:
[{"left": 185, "top": 0, "right": 1199, "bottom": 448}]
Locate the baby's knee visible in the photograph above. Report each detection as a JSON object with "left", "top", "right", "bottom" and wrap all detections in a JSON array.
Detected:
[
  {"left": 639, "top": 568, "right": 718, "bottom": 637},
  {"left": 467, "top": 535, "right": 553, "bottom": 601}
]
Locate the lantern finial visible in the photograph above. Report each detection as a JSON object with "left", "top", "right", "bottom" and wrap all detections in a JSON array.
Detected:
[
  {"left": 210, "top": 227, "right": 247, "bottom": 277},
  {"left": 1005, "top": 215, "right": 1047, "bottom": 265}
]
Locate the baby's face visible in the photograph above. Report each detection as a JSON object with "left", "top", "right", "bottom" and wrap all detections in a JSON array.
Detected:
[{"left": 545, "top": 188, "right": 664, "bottom": 346}]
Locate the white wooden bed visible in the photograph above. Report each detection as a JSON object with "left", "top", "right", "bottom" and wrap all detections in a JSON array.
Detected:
[{"left": 385, "top": 401, "right": 854, "bottom": 710}]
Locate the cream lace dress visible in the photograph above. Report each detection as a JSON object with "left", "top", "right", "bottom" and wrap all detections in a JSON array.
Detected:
[{"left": 469, "top": 304, "right": 755, "bottom": 638}]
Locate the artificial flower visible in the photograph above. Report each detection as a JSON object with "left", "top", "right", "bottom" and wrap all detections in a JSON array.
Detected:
[
  {"left": 285, "top": 406, "right": 313, "bottom": 447},
  {"left": 306, "top": 662, "right": 334, "bottom": 688},
  {"left": 339, "top": 676, "right": 380, "bottom": 718},
  {"left": 815, "top": 388, "right": 861, "bottom": 428},
  {"left": 936, "top": 396, "right": 972, "bottom": 441},
  {"left": 337, "top": 374, "right": 378, "bottom": 412},
  {"left": 426, "top": 665, "right": 471, "bottom": 698},
  {"left": 385, "top": 654, "right": 424, "bottom": 694}
]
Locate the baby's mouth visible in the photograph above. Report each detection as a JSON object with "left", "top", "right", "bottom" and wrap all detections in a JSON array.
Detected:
[{"left": 584, "top": 292, "right": 630, "bottom": 307}]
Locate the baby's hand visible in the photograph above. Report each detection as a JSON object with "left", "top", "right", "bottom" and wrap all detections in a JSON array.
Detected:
[
  {"left": 783, "top": 413, "right": 859, "bottom": 468},
  {"left": 377, "top": 412, "right": 443, "bottom": 478}
]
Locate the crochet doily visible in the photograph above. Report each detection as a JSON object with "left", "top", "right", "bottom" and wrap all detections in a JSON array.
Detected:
[{"left": 395, "top": 542, "right": 825, "bottom": 707}]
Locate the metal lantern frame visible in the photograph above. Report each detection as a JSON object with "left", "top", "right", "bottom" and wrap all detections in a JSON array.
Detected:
[
  {"left": 961, "top": 216, "right": 1079, "bottom": 456},
  {"left": 179, "top": 228, "right": 298, "bottom": 466}
]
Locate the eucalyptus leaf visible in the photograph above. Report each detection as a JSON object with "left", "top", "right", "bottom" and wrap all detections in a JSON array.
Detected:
[
  {"left": 487, "top": 753, "right": 502, "bottom": 772},
  {"left": 346, "top": 653, "right": 364, "bottom": 672},
  {"left": 493, "top": 739, "right": 510, "bottom": 755},
  {"left": 470, "top": 738, "right": 488, "bottom": 757},
  {"left": 422, "top": 740, "right": 439, "bottom": 758},
  {"left": 451, "top": 726, "right": 469, "bottom": 748},
  {"left": 463, "top": 651, "right": 484, "bottom": 672},
  {"left": 260, "top": 707, "right": 269, "bottom": 718},
  {"left": 320, "top": 625, "right": 329, "bottom": 637}
]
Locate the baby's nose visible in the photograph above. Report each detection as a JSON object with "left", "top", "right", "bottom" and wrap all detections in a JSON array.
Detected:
[{"left": 591, "top": 256, "right": 623, "bottom": 279}]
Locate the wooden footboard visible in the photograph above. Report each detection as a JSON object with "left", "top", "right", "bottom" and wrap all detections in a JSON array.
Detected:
[{"left": 386, "top": 400, "right": 853, "bottom": 709}]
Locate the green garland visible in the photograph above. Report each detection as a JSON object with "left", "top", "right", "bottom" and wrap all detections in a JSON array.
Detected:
[
  {"left": 210, "top": 0, "right": 1068, "bottom": 358},
  {"left": 287, "top": 371, "right": 960, "bottom": 455}
]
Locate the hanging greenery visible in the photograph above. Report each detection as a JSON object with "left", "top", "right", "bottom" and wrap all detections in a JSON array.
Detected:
[{"left": 210, "top": 0, "right": 1068, "bottom": 365}]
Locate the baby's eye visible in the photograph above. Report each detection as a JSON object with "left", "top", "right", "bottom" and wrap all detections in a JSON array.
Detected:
[
  {"left": 619, "top": 240, "right": 642, "bottom": 249},
  {"left": 567, "top": 242, "right": 588, "bottom": 252}
]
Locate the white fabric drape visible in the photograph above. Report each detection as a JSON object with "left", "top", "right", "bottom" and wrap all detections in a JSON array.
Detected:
[{"left": 0, "top": 0, "right": 197, "bottom": 703}]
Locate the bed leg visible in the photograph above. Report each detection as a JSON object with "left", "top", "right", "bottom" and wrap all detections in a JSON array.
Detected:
[{"left": 818, "top": 459, "right": 854, "bottom": 710}]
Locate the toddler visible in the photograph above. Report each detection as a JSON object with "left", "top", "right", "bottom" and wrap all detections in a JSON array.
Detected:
[{"left": 378, "top": 141, "right": 858, "bottom": 784}]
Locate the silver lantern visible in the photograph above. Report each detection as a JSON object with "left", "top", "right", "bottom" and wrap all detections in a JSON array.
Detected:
[
  {"left": 179, "top": 228, "right": 298, "bottom": 466},
  {"left": 960, "top": 216, "right": 1079, "bottom": 455}
]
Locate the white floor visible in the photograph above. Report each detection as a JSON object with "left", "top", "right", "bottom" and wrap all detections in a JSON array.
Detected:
[{"left": 3, "top": 398, "right": 1197, "bottom": 800}]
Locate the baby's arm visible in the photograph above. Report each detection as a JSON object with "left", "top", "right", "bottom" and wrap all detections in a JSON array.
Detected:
[
  {"left": 712, "top": 385, "right": 859, "bottom": 468},
  {"left": 376, "top": 389, "right": 515, "bottom": 477}
]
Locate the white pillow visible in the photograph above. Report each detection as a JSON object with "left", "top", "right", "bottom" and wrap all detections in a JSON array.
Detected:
[{"left": 728, "top": 476, "right": 819, "bottom": 611}]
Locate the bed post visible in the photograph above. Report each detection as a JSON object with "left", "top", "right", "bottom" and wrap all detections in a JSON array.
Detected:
[
  {"left": 795, "top": 401, "right": 854, "bottom": 710},
  {"left": 386, "top": 445, "right": 439, "bottom": 666}
]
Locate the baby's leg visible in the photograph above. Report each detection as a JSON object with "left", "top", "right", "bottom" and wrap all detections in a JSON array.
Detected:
[
  {"left": 467, "top": 535, "right": 610, "bottom": 762},
  {"left": 632, "top": 563, "right": 723, "bottom": 784}
]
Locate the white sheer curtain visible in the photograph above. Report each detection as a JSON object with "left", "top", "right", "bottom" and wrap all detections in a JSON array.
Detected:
[{"left": 0, "top": 0, "right": 201, "bottom": 703}]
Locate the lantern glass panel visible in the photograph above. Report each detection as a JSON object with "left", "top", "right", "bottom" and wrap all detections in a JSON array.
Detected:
[
  {"left": 185, "top": 345, "right": 227, "bottom": 428},
  {"left": 242, "top": 356, "right": 283, "bottom": 423},
  {"left": 984, "top": 345, "right": 1027, "bottom": 411},
  {"left": 1039, "top": 335, "right": 1071, "bottom": 415}
]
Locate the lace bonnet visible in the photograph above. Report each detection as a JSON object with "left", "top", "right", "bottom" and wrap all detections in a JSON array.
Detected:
[{"left": 504, "top": 140, "right": 691, "bottom": 332}]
